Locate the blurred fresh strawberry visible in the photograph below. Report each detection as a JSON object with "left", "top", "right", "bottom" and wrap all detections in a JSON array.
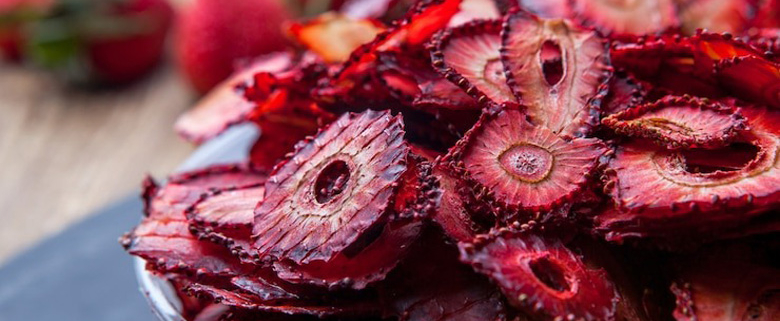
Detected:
[
  {"left": 175, "top": 0, "right": 291, "bottom": 94},
  {"left": 25, "top": 0, "right": 173, "bottom": 85},
  {"left": 0, "top": 0, "right": 54, "bottom": 61}
]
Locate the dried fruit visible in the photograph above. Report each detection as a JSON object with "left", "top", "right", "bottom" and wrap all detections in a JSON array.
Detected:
[
  {"left": 677, "top": 0, "right": 755, "bottom": 34},
  {"left": 671, "top": 244, "right": 780, "bottom": 321},
  {"left": 174, "top": 52, "right": 295, "bottom": 144},
  {"left": 288, "top": 12, "right": 384, "bottom": 63},
  {"left": 501, "top": 9, "right": 610, "bottom": 136},
  {"left": 460, "top": 231, "right": 619, "bottom": 321},
  {"left": 568, "top": 0, "right": 678, "bottom": 35},
  {"left": 431, "top": 19, "right": 516, "bottom": 104},
  {"left": 448, "top": 109, "right": 608, "bottom": 218},
  {"left": 252, "top": 110, "right": 409, "bottom": 264},
  {"left": 431, "top": 164, "right": 493, "bottom": 242},
  {"left": 602, "top": 95, "right": 748, "bottom": 150},
  {"left": 716, "top": 56, "right": 780, "bottom": 109},
  {"left": 601, "top": 70, "right": 649, "bottom": 116},
  {"left": 187, "top": 185, "right": 265, "bottom": 231},
  {"left": 598, "top": 107, "right": 780, "bottom": 241}
]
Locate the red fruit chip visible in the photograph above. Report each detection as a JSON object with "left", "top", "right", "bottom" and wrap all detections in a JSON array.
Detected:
[
  {"left": 501, "top": 9, "right": 610, "bottom": 137},
  {"left": 252, "top": 110, "right": 410, "bottom": 265},
  {"left": 460, "top": 231, "right": 619, "bottom": 321},
  {"left": 431, "top": 19, "right": 516, "bottom": 104}
]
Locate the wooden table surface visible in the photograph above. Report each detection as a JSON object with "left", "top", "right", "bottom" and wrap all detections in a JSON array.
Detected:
[{"left": 0, "top": 61, "right": 196, "bottom": 264}]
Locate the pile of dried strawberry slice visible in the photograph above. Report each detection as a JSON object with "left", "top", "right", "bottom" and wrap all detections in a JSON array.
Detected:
[{"left": 123, "top": 0, "right": 779, "bottom": 320}]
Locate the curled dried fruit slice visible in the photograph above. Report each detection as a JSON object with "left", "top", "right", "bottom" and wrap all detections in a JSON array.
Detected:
[
  {"left": 146, "top": 164, "right": 268, "bottom": 219},
  {"left": 432, "top": 164, "right": 493, "bottom": 242},
  {"left": 601, "top": 70, "right": 649, "bottom": 116},
  {"left": 448, "top": 109, "right": 608, "bottom": 217},
  {"left": 501, "top": 10, "right": 610, "bottom": 136},
  {"left": 568, "top": 0, "right": 678, "bottom": 35},
  {"left": 272, "top": 221, "right": 423, "bottom": 290},
  {"left": 602, "top": 95, "right": 748, "bottom": 150},
  {"left": 598, "top": 107, "right": 780, "bottom": 240},
  {"left": 288, "top": 12, "right": 384, "bottom": 63},
  {"left": 460, "top": 231, "right": 618, "bottom": 321},
  {"left": 252, "top": 110, "right": 410, "bottom": 265},
  {"left": 671, "top": 246, "right": 780, "bottom": 321},
  {"left": 175, "top": 53, "right": 294, "bottom": 144},
  {"left": 677, "top": 0, "right": 755, "bottom": 34},
  {"left": 431, "top": 19, "right": 516, "bottom": 104},
  {"left": 716, "top": 56, "right": 780, "bottom": 109},
  {"left": 187, "top": 185, "right": 265, "bottom": 231}
]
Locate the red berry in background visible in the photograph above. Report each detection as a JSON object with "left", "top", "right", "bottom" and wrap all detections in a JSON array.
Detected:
[
  {"left": 85, "top": 0, "right": 174, "bottom": 84},
  {"left": 175, "top": 0, "right": 291, "bottom": 94},
  {"left": 0, "top": 26, "right": 23, "bottom": 61}
]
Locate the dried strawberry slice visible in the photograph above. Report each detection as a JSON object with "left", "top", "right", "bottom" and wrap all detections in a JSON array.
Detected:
[
  {"left": 431, "top": 19, "right": 516, "bottom": 104},
  {"left": 184, "top": 281, "right": 380, "bottom": 318},
  {"left": 432, "top": 164, "right": 493, "bottom": 242},
  {"left": 252, "top": 110, "right": 410, "bottom": 265},
  {"left": 335, "top": 0, "right": 462, "bottom": 81},
  {"left": 602, "top": 95, "right": 748, "bottom": 150},
  {"left": 460, "top": 231, "right": 618, "bottom": 320},
  {"left": 187, "top": 185, "right": 265, "bottom": 231},
  {"left": 175, "top": 53, "right": 294, "bottom": 144},
  {"left": 716, "top": 56, "right": 780, "bottom": 109},
  {"left": 448, "top": 109, "right": 608, "bottom": 217},
  {"left": 677, "top": 0, "right": 755, "bottom": 34},
  {"left": 601, "top": 70, "right": 649, "bottom": 116},
  {"left": 501, "top": 9, "right": 610, "bottom": 136},
  {"left": 671, "top": 246, "right": 780, "bottom": 321},
  {"left": 567, "top": 0, "right": 678, "bottom": 35},
  {"left": 379, "top": 232, "right": 508, "bottom": 321},
  {"left": 414, "top": 77, "right": 479, "bottom": 110},
  {"left": 146, "top": 164, "right": 268, "bottom": 219},
  {"left": 598, "top": 107, "right": 780, "bottom": 240},
  {"left": 288, "top": 12, "right": 384, "bottom": 63},
  {"left": 272, "top": 221, "right": 423, "bottom": 290}
]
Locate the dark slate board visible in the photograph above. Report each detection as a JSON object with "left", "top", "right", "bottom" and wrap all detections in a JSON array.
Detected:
[
  {"left": 0, "top": 196, "right": 155, "bottom": 321},
  {"left": 0, "top": 125, "right": 257, "bottom": 321}
]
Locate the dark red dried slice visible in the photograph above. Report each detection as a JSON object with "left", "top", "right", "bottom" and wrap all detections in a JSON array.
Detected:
[
  {"left": 288, "top": 12, "right": 384, "bottom": 63},
  {"left": 567, "top": 0, "right": 678, "bottom": 35},
  {"left": 749, "top": 0, "right": 780, "bottom": 29},
  {"left": 742, "top": 28, "right": 779, "bottom": 61},
  {"left": 123, "top": 218, "right": 248, "bottom": 276},
  {"left": 460, "top": 231, "right": 618, "bottom": 321},
  {"left": 187, "top": 185, "right": 265, "bottom": 231},
  {"left": 272, "top": 221, "right": 423, "bottom": 289},
  {"left": 671, "top": 246, "right": 780, "bottom": 321},
  {"left": 602, "top": 95, "right": 748, "bottom": 150},
  {"left": 146, "top": 164, "right": 268, "bottom": 219},
  {"left": 379, "top": 232, "right": 508, "bottom": 321},
  {"left": 175, "top": 53, "right": 294, "bottom": 144},
  {"left": 335, "top": 0, "right": 462, "bottom": 81},
  {"left": 432, "top": 164, "right": 493, "bottom": 242},
  {"left": 677, "top": 0, "right": 755, "bottom": 34},
  {"left": 431, "top": 19, "right": 516, "bottom": 104},
  {"left": 601, "top": 70, "right": 649, "bottom": 116},
  {"left": 598, "top": 107, "right": 780, "bottom": 240},
  {"left": 715, "top": 56, "right": 780, "bottom": 109},
  {"left": 252, "top": 110, "right": 410, "bottom": 265},
  {"left": 501, "top": 10, "right": 610, "bottom": 136},
  {"left": 449, "top": 109, "right": 608, "bottom": 216},
  {"left": 414, "top": 77, "right": 479, "bottom": 110},
  {"left": 184, "top": 281, "right": 380, "bottom": 318}
]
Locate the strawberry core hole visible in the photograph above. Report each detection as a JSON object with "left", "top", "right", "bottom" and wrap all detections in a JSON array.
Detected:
[
  {"left": 681, "top": 142, "right": 759, "bottom": 173},
  {"left": 540, "top": 40, "right": 563, "bottom": 86},
  {"left": 529, "top": 256, "right": 570, "bottom": 292},
  {"left": 314, "top": 160, "right": 351, "bottom": 203}
]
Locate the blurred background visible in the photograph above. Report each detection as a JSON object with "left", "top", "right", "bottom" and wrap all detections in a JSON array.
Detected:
[{"left": 0, "top": 0, "right": 318, "bottom": 265}]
